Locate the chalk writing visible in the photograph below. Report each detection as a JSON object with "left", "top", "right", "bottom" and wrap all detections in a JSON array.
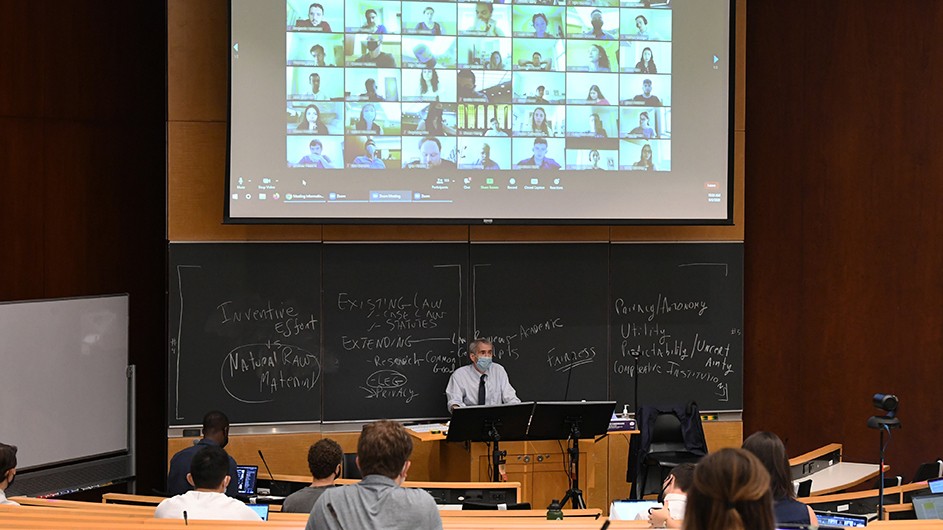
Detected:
[
  {"left": 360, "top": 369, "right": 419, "bottom": 403},
  {"left": 220, "top": 341, "right": 320, "bottom": 403},
  {"left": 614, "top": 295, "right": 708, "bottom": 322},
  {"left": 547, "top": 345, "right": 598, "bottom": 372}
]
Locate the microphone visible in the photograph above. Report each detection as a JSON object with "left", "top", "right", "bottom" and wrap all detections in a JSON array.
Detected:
[
  {"left": 183, "top": 510, "right": 188, "bottom": 525},
  {"left": 258, "top": 450, "right": 290, "bottom": 496}
]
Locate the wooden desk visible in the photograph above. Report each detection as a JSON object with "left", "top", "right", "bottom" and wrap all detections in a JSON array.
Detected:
[{"left": 805, "top": 461, "right": 886, "bottom": 496}]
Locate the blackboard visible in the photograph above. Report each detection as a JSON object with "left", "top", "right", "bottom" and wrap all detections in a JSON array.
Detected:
[
  {"left": 470, "top": 244, "right": 610, "bottom": 403},
  {"left": 168, "top": 242, "right": 743, "bottom": 426},
  {"left": 321, "top": 243, "right": 468, "bottom": 422},
  {"left": 169, "top": 243, "right": 322, "bottom": 425},
  {"left": 609, "top": 243, "right": 743, "bottom": 411}
]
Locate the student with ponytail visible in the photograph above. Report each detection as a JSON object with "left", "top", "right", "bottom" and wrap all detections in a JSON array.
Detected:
[{"left": 682, "top": 448, "right": 775, "bottom": 530}]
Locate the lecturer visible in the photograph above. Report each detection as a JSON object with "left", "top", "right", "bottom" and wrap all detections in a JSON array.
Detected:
[{"left": 446, "top": 339, "right": 520, "bottom": 413}]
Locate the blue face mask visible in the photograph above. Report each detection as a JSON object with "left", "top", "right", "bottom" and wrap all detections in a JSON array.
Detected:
[{"left": 476, "top": 357, "right": 492, "bottom": 371}]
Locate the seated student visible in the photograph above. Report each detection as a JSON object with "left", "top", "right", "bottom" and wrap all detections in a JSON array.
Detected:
[
  {"left": 350, "top": 138, "right": 386, "bottom": 168},
  {"left": 310, "top": 45, "right": 331, "bottom": 66},
  {"left": 483, "top": 117, "right": 508, "bottom": 136},
  {"left": 416, "top": 104, "right": 455, "bottom": 136},
  {"left": 518, "top": 52, "right": 550, "bottom": 70},
  {"left": 282, "top": 439, "right": 343, "bottom": 513},
  {"left": 628, "top": 111, "right": 655, "bottom": 138},
  {"left": 360, "top": 9, "right": 388, "bottom": 34},
  {"left": 742, "top": 431, "right": 819, "bottom": 527},
  {"left": 467, "top": 2, "right": 503, "bottom": 36},
  {"left": 0, "top": 443, "right": 18, "bottom": 506},
  {"left": 156, "top": 446, "right": 262, "bottom": 521},
  {"left": 581, "top": 9, "right": 614, "bottom": 39},
  {"left": 306, "top": 420, "right": 442, "bottom": 530},
  {"left": 359, "top": 79, "right": 386, "bottom": 102},
  {"left": 298, "top": 139, "right": 334, "bottom": 168},
  {"left": 167, "top": 411, "right": 238, "bottom": 497},
  {"left": 408, "top": 136, "right": 456, "bottom": 168},
  {"left": 533, "top": 85, "right": 549, "bottom": 104},
  {"left": 354, "top": 36, "right": 396, "bottom": 67},
  {"left": 457, "top": 69, "right": 486, "bottom": 102},
  {"left": 472, "top": 143, "right": 500, "bottom": 169},
  {"left": 484, "top": 51, "right": 505, "bottom": 70},
  {"left": 683, "top": 448, "right": 775, "bottom": 530},
  {"left": 297, "top": 3, "right": 332, "bottom": 32},
  {"left": 646, "top": 463, "right": 695, "bottom": 528},
  {"left": 414, "top": 7, "right": 442, "bottom": 35},
  {"left": 632, "top": 78, "right": 663, "bottom": 106},
  {"left": 516, "top": 137, "right": 560, "bottom": 169}
]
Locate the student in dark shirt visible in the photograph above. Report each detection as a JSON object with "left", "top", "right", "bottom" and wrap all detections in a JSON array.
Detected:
[
  {"left": 167, "top": 411, "right": 239, "bottom": 497},
  {"left": 742, "top": 431, "right": 819, "bottom": 527}
]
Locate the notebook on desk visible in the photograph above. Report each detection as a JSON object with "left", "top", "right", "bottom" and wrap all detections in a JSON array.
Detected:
[{"left": 235, "top": 465, "right": 258, "bottom": 495}]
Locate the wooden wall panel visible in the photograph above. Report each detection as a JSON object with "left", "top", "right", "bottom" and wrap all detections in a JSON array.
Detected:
[
  {"left": 0, "top": 118, "right": 45, "bottom": 299},
  {"left": 0, "top": 2, "right": 43, "bottom": 117},
  {"left": 0, "top": 1, "right": 168, "bottom": 494},
  {"left": 744, "top": 1, "right": 943, "bottom": 478},
  {"left": 168, "top": 0, "right": 229, "bottom": 122}
]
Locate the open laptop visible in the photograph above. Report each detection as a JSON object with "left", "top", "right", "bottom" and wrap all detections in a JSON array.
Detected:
[
  {"left": 609, "top": 500, "right": 661, "bottom": 520},
  {"left": 814, "top": 511, "right": 868, "bottom": 527},
  {"left": 235, "top": 465, "right": 258, "bottom": 496},
  {"left": 928, "top": 476, "right": 943, "bottom": 494},
  {"left": 912, "top": 493, "right": 943, "bottom": 520},
  {"left": 247, "top": 503, "right": 270, "bottom": 521}
]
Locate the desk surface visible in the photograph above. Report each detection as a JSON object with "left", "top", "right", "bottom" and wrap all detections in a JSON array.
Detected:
[{"left": 805, "top": 461, "right": 886, "bottom": 496}]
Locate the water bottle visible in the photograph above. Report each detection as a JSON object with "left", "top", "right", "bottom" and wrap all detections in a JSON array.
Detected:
[{"left": 547, "top": 499, "right": 564, "bottom": 520}]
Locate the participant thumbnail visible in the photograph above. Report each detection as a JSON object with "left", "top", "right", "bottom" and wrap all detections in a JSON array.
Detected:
[
  {"left": 511, "top": 6, "right": 564, "bottom": 39},
  {"left": 566, "top": 105, "right": 617, "bottom": 138},
  {"left": 402, "top": 2, "right": 457, "bottom": 35},
  {"left": 619, "top": 139, "right": 670, "bottom": 171},
  {"left": 514, "top": 0, "right": 564, "bottom": 6},
  {"left": 512, "top": 137, "right": 564, "bottom": 170},
  {"left": 456, "top": 103, "right": 513, "bottom": 136},
  {"left": 457, "top": 137, "right": 511, "bottom": 170},
  {"left": 565, "top": 7, "right": 618, "bottom": 40},
  {"left": 287, "top": 102, "right": 345, "bottom": 135},
  {"left": 287, "top": 136, "right": 343, "bottom": 169},
  {"left": 345, "top": 0, "right": 402, "bottom": 34},
  {"left": 620, "top": 41, "right": 671, "bottom": 74},
  {"left": 457, "top": 3, "right": 511, "bottom": 37},
  {"left": 401, "top": 36, "right": 457, "bottom": 68},
  {"left": 568, "top": 0, "right": 618, "bottom": 7},
  {"left": 402, "top": 135, "right": 459, "bottom": 169},
  {"left": 511, "top": 72, "right": 565, "bottom": 104},
  {"left": 565, "top": 138, "right": 618, "bottom": 170},
  {"left": 566, "top": 39, "right": 618, "bottom": 72},
  {"left": 456, "top": 37, "right": 512, "bottom": 69},
  {"left": 512, "top": 38, "right": 566, "bottom": 72},
  {"left": 402, "top": 68, "right": 458, "bottom": 102},
  {"left": 345, "top": 68, "right": 402, "bottom": 102},
  {"left": 345, "top": 135, "right": 402, "bottom": 168},
  {"left": 620, "top": 74, "right": 671, "bottom": 106},
  {"left": 287, "top": 0, "right": 343, "bottom": 33},
  {"left": 286, "top": 33, "right": 344, "bottom": 66},
  {"left": 620, "top": 107, "right": 669, "bottom": 139},
  {"left": 344, "top": 102, "right": 403, "bottom": 135},
  {"left": 565, "top": 72, "right": 617, "bottom": 104},
  {"left": 512, "top": 105, "right": 564, "bottom": 137},
  {"left": 621, "top": 8, "right": 672, "bottom": 41},
  {"left": 457, "top": 69, "right": 513, "bottom": 103},
  {"left": 286, "top": 67, "right": 344, "bottom": 101},
  {"left": 402, "top": 102, "right": 458, "bottom": 136},
  {"left": 345, "top": 35, "right": 402, "bottom": 68}
]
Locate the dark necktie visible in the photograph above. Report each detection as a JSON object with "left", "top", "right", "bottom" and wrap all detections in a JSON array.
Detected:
[{"left": 478, "top": 374, "right": 487, "bottom": 405}]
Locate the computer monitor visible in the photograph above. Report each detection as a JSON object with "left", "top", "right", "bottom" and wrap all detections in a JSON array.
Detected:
[
  {"left": 929, "top": 476, "right": 943, "bottom": 494},
  {"left": 813, "top": 511, "right": 868, "bottom": 527},
  {"left": 912, "top": 493, "right": 943, "bottom": 520},
  {"left": 235, "top": 465, "right": 258, "bottom": 495}
]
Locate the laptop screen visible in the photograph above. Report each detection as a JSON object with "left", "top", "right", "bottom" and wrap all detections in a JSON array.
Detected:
[
  {"left": 609, "top": 500, "right": 661, "bottom": 521},
  {"left": 929, "top": 477, "right": 943, "bottom": 494},
  {"left": 912, "top": 493, "right": 943, "bottom": 519},
  {"left": 814, "top": 511, "right": 868, "bottom": 527},
  {"left": 247, "top": 503, "right": 270, "bottom": 521},
  {"left": 235, "top": 465, "right": 258, "bottom": 495}
]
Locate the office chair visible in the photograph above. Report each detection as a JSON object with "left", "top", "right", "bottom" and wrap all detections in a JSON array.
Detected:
[
  {"left": 871, "top": 475, "right": 902, "bottom": 490},
  {"left": 342, "top": 453, "right": 362, "bottom": 479},
  {"left": 911, "top": 459, "right": 943, "bottom": 483},
  {"left": 631, "top": 405, "right": 706, "bottom": 499}
]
